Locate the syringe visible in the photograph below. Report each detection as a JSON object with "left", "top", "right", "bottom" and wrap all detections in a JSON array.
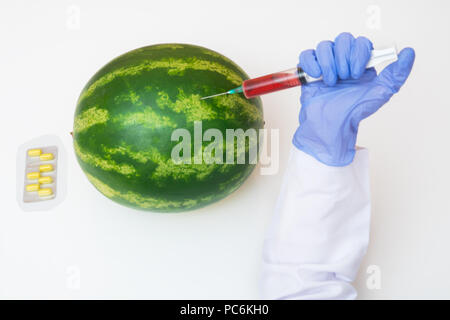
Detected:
[{"left": 201, "top": 47, "right": 397, "bottom": 100}]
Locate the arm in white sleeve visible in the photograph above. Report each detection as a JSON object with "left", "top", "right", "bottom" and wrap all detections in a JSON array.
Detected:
[{"left": 261, "top": 147, "right": 371, "bottom": 300}]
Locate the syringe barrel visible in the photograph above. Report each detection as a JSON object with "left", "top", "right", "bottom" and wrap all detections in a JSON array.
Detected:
[{"left": 242, "top": 67, "right": 306, "bottom": 99}]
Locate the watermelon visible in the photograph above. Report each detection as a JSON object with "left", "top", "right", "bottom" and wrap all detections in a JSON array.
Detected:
[{"left": 73, "top": 44, "right": 264, "bottom": 212}]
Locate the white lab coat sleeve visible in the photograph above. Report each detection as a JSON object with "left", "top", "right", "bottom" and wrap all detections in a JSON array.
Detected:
[{"left": 260, "top": 147, "right": 371, "bottom": 300}]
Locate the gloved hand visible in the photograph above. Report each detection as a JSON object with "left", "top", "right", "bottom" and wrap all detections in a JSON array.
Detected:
[{"left": 293, "top": 32, "right": 415, "bottom": 166}]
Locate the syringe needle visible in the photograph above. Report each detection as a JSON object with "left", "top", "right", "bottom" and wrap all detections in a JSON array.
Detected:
[
  {"left": 200, "top": 92, "right": 229, "bottom": 100},
  {"left": 201, "top": 86, "right": 243, "bottom": 100}
]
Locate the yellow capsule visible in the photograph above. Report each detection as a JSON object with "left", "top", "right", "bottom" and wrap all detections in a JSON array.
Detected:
[
  {"left": 38, "top": 176, "right": 53, "bottom": 184},
  {"left": 26, "top": 171, "right": 40, "bottom": 180},
  {"left": 38, "top": 188, "right": 53, "bottom": 197},
  {"left": 39, "top": 153, "right": 54, "bottom": 161},
  {"left": 26, "top": 184, "right": 40, "bottom": 192},
  {"left": 39, "top": 164, "right": 53, "bottom": 172},
  {"left": 28, "top": 149, "right": 42, "bottom": 157}
]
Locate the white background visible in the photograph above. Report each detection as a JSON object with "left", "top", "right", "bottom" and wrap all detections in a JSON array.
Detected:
[{"left": 0, "top": 0, "right": 449, "bottom": 299}]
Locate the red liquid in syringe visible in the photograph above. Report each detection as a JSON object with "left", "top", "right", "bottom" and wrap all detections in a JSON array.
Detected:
[{"left": 242, "top": 68, "right": 303, "bottom": 99}]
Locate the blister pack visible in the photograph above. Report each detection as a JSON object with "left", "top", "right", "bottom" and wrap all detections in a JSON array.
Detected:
[
  {"left": 17, "top": 135, "right": 67, "bottom": 212},
  {"left": 23, "top": 146, "right": 58, "bottom": 202}
]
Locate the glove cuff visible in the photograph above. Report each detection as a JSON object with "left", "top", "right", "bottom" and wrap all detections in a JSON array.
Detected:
[{"left": 292, "top": 132, "right": 356, "bottom": 167}]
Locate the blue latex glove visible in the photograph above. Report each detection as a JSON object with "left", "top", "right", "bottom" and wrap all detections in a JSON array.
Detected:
[{"left": 293, "top": 32, "right": 415, "bottom": 166}]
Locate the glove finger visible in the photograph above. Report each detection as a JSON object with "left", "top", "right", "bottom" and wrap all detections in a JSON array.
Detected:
[
  {"left": 350, "top": 36, "right": 373, "bottom": 79},
  {"left": 375, "top": 47, "right": 415, "bottom": 94},
  {"left": 316, "top": 40, "right": 337, "bottom": 86},
  {"left": 334, "top": 32, "right": 355, "bottom": 80},
  {"left": 299, "top": 49, "right": 322, "bottom": 78}
]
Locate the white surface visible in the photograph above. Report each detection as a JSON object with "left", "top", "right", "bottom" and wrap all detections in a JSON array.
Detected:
[
  {"left": 0, "top": 0, "right": 449, "bottom": 299},
  {"left": 262, "top": 148, "right": 370, "bottom": 300}
]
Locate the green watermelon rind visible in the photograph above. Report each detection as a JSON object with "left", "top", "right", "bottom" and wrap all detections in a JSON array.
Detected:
[{"left": 73, "top": 43, "right": 264, "bottom": 212}]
